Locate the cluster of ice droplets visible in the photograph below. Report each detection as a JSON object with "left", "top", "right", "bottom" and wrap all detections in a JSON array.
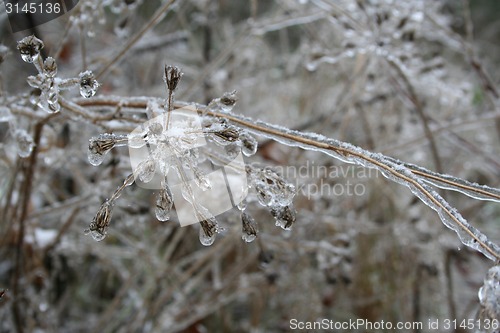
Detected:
[{"left": 247, "top": 167, "right": 297, "bottom": 230}]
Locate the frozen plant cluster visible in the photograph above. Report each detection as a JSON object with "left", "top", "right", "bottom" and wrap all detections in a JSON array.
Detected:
[{"left": 85, "top": 65, "right": 297, "bottom": 246}]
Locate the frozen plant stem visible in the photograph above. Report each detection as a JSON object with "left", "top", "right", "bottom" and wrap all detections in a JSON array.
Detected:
[{"left": 74, "top": 97, "right": 500, "bottom": 261}]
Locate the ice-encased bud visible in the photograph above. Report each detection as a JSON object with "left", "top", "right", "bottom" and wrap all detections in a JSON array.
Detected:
[{"left": 17, "top": 35, "right": 44, "bottom": 63}]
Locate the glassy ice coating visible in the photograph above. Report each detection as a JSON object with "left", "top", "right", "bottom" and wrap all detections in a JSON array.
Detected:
[{"left": 17, "top": 35, "right": 44, "bottom": 63}]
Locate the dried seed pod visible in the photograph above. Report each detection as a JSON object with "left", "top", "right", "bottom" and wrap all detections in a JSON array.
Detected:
[
  {"left": 85, "top": 200, "right": 113, "bottom": 241},
  {"left": 17, "top": 35, "right": 44, "bottom": 63},
  {"left": 270, "top": 204, "right": 296, "bottom": 230},
  {"left": 79, "top": 70, "right": 99, "bottom": 98},
  {"left": 241, "top": 211, "right": 258, "bottom": 243},
  {"left": 164, "top": 65, "right": 183, "bottom": 92}
]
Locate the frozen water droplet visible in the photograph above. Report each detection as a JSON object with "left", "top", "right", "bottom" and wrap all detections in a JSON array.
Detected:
[
  {"left": 79, "top": 70, "right": 99, "bottom": 98},
  {"left": 88, "top": 149, "right": 105, "bottom": 166},
  {"left": 14, "top": 129, "right": 34, "bottom": 158},
  {"left": 89, "top": 230, "right": 106, "bottom": 241},
  {"left": 123, "top": 174, "right": 135, "bottom": 187},
  {"left": 240, "top": 132, "right": 258, "bottom": 156},
  {"left": 136, "top": 159, "right": 156, "bottom": 183}
]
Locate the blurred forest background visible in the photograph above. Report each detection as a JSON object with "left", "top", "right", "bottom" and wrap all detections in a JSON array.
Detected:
[{"left": 0, "top": 0, "right": 499, "bottom": 332}]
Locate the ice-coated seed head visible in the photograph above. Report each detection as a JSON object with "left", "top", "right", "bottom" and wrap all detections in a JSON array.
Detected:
[
  {"left": 17, "top": 35, "right": 44, "bottom": 63},
  {"left": 43, "top": 57, "right": 58, "bottom": 77},
  {"left": 88, "top": 134, "right": 117, "bottom": 166},
  {"left": 240, "top": 132, "right": 258, "bottom": 156},
  {"left": 79, "top": 70, "right": 99, "bottom": 98},
  {"left": 241, "top": 212, "right": 258, "bottom": 243},
  {"left": 85, "top": 201, "right": 113, "bottom": 241}
]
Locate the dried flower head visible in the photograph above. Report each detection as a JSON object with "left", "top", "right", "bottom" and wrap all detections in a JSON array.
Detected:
[
  {"left": 17, "top": 35, "right": 44, "bottom": 63},
  {"left": 164, "top": 65, "right": 183, "bottom": 92}
]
